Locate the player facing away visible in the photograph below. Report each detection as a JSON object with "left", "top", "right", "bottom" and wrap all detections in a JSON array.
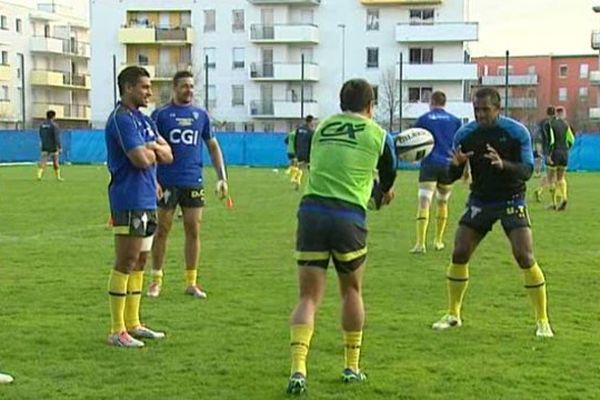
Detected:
[
  {"left": 37, "top": 110, "right": 64, "bottom": 182},
  {"left": 538, "top": 106, "right": 574, "bottom": 211},
  {"left": 105, "top": 66, "right": 173, "bottom": 347},
  {"left": 289, "top": 115, "right": 315, "bottom": 190},
  {"left": 431, "top": 87, "right": 553, "bottom": 338},
  {"left": 287, "top": 79, "right": 397, "bottom": 395},
  {"left": 147, "top": 71, "right": 228, "bottom": 299},
  {"left": 410, "top": 91, "right": 462, "bottom": 254}
]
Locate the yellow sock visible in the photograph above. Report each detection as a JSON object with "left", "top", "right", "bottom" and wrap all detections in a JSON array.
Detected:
[
  {"left": 343, "top": 331, "right": 363, "bottom": 372},
  {"left": 296, "top": 169, "right": 303, "bottom": 184},
  {"left": 435, "top": 203, "right": 448, "bottom": 245},
  {"left": 522, "top": 263, "right": 548, "bottom": 322},
  {"left": 289, "top": 166, "right": 299, "bottom": 183},
  {"left": 55, "top": 168, "right": 62, "bottom": 179},
  {"left": 447, "top": 263, "right": 469, "bottom": 318},
  {"left": 290, "top": 324, "right": 314, "bottom": 376},
  {"left": 108, "top": 269, "right": 129, "bottom": 333},
  {"left": 152, "top": 269, "right": 163, "bottom": 285},
  {"left": 185, "top": 269, "right": 197, "bottom": 287},
  {"left": 415, "top": 207, "right": 429, "bottom": 247},
  {"left": 124, "top": 271, "right": 144, "bottom": 330},
  {"left": 37, "top": 168, "right": 43, "bottom": 179},
  {"left": 549, "top": 184, "right": 557, "bottom": 207},
  {"left": 559, "top": 179, "right": 568, "bottom": 201}
]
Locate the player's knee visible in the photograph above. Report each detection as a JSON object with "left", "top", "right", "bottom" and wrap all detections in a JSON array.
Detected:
[
  {"left": 513, "top": 251, "right": 535, "bottom": 269},
  {"left": 183, "top": 220, "right": 200, "bottom": 238},
  {"left": 452, "top": 245, "right": 471, "bottom": 264},
  {"left": 418, "top": 188, "right": 434, "bottom": 207},
  {"left": 436, "top": 189, "right": 451, "bottom": 202}
]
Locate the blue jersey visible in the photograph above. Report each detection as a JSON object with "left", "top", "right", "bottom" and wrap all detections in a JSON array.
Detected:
[
  {"left": 415, "top": 108, "right": 462, "bottom": 167},
  {"left": 151, "top": 103, "right": 213, "bottom": 187},
  {"left": 105, "top": 103, "right": 158, "bottom": 211}
]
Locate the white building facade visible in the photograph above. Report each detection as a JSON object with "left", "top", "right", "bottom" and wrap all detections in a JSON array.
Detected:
[
  {"left": 91, "top": 0, "right": 477, "bottom": 131},
  {"left": 0, "top": 1, "right": 90, "bottom": 129}
]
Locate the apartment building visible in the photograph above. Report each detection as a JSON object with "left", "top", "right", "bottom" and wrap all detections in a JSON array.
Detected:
[
  {"left": 475, "top": 55, "right": 599, "bottom": 131},
  {"left": 91, "top": 0, "right": 478, "bottom": 131},
  {"left": 0, "top": 1, "right": 90, "bottom": 129}
]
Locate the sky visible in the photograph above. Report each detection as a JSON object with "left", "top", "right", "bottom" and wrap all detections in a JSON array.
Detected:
[
  {"left": 16, "top": 0, "right": 600, "bottom": 57},
  {"left": 469, "top": 0, "right": 599, "bottom": 56}
]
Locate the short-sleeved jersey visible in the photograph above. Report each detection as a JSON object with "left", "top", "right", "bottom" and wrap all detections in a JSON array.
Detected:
[
  {"left": 39, "top": 119, "right": 60, "bottom": 150},
  {"left": 105, "top": 103, "right": 158, "bottom": 211},
  {"left": 294, "top": 124, "right": 314, "bottom": 162},
  {"left": 305, "top": 113, "right": 388, "bottom": 209},
  {"left": 151, "top": 103, "right": 213, "bottom": 187},
  {"left": 454, "top": 116, "right": 533, "bottom": 201},
  {"left": 541, "top": 117, "right": 574, "bottom": 153},
  {"left": 415, "top": 108, "right": 462, "bottom": 167}
]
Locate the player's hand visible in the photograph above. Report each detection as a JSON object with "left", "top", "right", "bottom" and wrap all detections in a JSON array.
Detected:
[
  {"left": 484, "top": 144, "right": 504, "bottom": 169},
  {"left": 451, "top": 146, "right": 473, "bottom": 166},
  {"left": 145, "top": 141, "right": 158, "bottom": 150},
  {"left": 215, "top": 179, "right": 229, "bottom": 200},
  {"left": 381, "top": 189, "right": 395, "bottom": 206},
  {"left": 156, "top": 183, "right": 163, "bottom": 200}
]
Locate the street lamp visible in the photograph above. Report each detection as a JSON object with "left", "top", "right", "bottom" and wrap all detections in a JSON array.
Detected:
[{"left": 337, "top": 24, "right": 346, "bottom": 83}]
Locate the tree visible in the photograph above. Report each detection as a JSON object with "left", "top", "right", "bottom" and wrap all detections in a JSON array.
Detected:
[{"left": 376, "top": 67, "right": 400, "bottom": 132}]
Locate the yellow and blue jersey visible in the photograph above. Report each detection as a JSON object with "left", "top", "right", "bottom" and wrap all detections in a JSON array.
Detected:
[
  {"left": 151, "top": 103, "right": 213, "bottom": 188},
  {"left": 105, "top": 102, "right": 158, "bottom": 211},
  {"left": 415, "top": 108, "right": 462, "bottom": 167}
]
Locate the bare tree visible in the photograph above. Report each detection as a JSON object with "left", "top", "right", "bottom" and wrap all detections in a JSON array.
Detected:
[{"left": 376, "top": 67, "right": 399, "bottom": 132}]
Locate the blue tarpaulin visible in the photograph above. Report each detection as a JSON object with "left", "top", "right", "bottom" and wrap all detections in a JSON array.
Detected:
[{"left": 1, "top": 130, "right": 599, "bottom": 170}]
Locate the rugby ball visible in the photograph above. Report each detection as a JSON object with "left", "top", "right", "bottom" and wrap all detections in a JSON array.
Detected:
[{"left": 395, "top": 128, "right": 434, "bottom": 162}]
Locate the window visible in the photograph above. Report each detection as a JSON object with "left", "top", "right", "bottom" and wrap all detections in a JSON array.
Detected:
[
  {"left": 409, "top": 48, "right": 433, "bottom": 64},
  {"left": 559, "top": 65, "right": 568, "bottom": 78},
  {"left": 181, "top": 12, "right": 191, "bottom": 27},
  {"left": 580, "top": 64, "right": 589, "bottom": 79},
  {"left": 408, "top": 87, "right": 433, "bottom": 103},
  {"left": 208, "top": 85, "right": 216, "bottom": 108},
  {"left": 0, "top": 16, "right": 7, "bottom": 30},
  {"left": 15, "top": 18, "right": 21, "bottom": 33},
  {"left": 232, "top": 85, "right": 244, "bottom": 106},
  {"left": 1, "top": 51, "right": 8, "bottom": 65},
  {"left": 527, "top": 65, "right": 536, "bottom": 75},
  {"left": 204, "top": 10, "right": 215, "bottom": 32},
  {"left": 366, "top": 9, "right": 379, "bottom": 31},
  {"left": 232, "top": 47, "right": 245, "bottom": 69},
  {"left": 137, "top": 52, "right": 149, "bottom": 65},
  {"left": 204, "top": 47, "right": 216, "bottom": 68},
  {"left": 232, "top": 10, "right": 244, "bottom": 32},
  {"left": 366, "top": 47, "right": 379, "bottom": 68},
  {"left": 409, "top": 9, "right": 434, "bottom": 25},
  {"left": 558, "top": 87, "right": 567, "bottom": 101},
  {"left": 497, "top": 65, "right": 514, "bottom": 76},
  {"left": 579, "top": 87, "right": 588, "bottom": 98},
  {"left": 1, "top": 85, "right": 8, "bottom": 101},
  {"left": 372, "top": 85, "right": 378, "bottom": 105}
]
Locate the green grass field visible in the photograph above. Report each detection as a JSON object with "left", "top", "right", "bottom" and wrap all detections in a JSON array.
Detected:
[{"left": 0, "top": 165, "right": 599, "bottom": 399}]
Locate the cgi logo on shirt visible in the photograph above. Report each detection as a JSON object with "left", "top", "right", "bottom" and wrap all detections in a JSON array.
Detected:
[{"left": 169, "top": 129, "right": 199, "bottom": 145}]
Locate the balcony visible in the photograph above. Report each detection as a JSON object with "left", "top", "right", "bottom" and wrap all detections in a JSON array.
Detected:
[
  {"left": 30, "top": 36, "right": 90, "bottom": 58},
  {"left": 503, "top": 97, "right": 538, "bottom": 109},
  {"left": 32, "top": 103, "right": 91, "bottom": 120},
  {"left": 396, "top": 22, "right": 478, "bottom": 43},
  {"left": 590, "top": 107, "right": 600, "bottom": 119},
  {"left": 250, "top": 99, "right": 319, "bottom": 119},
  {"left": 154, "top": 63, "right": 193, "bottom": 80},
  {"left": 362, "top": 0, "right": 441, "bottom": 3},
  {"left": 250, "top": 24, "right": 319, "bottom": 44},
  {"left": 480, "top": 74, "right": 538, "bottom": 86},
  {"left": 118, "top": 25, "right": 193, "bottom": 44},
  {"left": 402, "top": 101, "right": 474, "bottom": 120},
  {"left": 248, "top": 0, "right": 320, "bottom": 4},
  {"left": 31, "top": 70, "right": 91, "bottom": 90},
  {"left": 249, "top": 62, "right": 319, "bottom": 81},
  {"left": 397, "top": 63, "right": 477, "bottom": 81},
  {"left": 592, "top": 30, "right": 600, "bottom": 50},
  {"left": 0, "top": 64, "right": 10, "bottom": 81},
  {"left": 0, "top": 100, "right": 16, "bottom": 121},
  {"left": 590, "top": 70, "right": 600, "bottom": 85}
]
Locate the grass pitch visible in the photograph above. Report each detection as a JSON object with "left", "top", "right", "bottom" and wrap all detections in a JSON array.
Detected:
[{"left": 0, "top": 165, "right": 599, "bottom": 399}]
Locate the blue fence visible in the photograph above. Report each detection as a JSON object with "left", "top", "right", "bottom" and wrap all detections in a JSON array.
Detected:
[{"left": 2, "top": 129, "right": 600, "bottom": 171}]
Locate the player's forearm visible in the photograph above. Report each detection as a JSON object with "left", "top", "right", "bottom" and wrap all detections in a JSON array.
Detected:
[
  {"left": 502, "top": 161, "right": 533, "bottom": 181},
  {"left": 208, "top": 141, "right": 227, "bottom": 181},
  {"left": 376, "top": 145, "right": 396, "bottom": 193},
  {"left": 154, "top": 142, "right": 173, "bottom": 164},
  {"left": 448, "top": 163, "right": 466, "bottom": 182}
]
